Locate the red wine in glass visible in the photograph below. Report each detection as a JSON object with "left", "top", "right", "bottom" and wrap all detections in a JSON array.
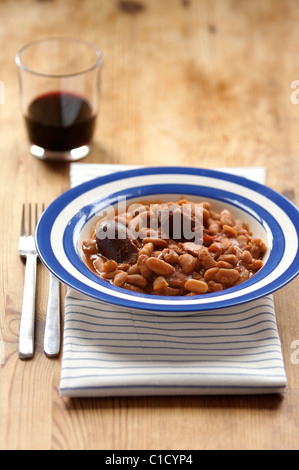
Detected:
[{"left": 24, "top": 91, "right": 96, "bottom": 152}]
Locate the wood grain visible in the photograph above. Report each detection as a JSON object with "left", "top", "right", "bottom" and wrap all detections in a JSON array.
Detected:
[{"left": 0, "top": 0, "right": 299, "bottom": 450}]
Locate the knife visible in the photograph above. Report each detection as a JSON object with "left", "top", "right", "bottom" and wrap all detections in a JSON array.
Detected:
[{"left": 44, "top": 272, "right": 61, "bottom": 357}]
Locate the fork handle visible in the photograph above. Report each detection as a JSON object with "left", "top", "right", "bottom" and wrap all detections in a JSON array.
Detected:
[
  {"left": 19, "top": 253, "right": 37, "bottom": 359},
  {"left": 44, "top": 273, "right": 61, "bottom": 358}
]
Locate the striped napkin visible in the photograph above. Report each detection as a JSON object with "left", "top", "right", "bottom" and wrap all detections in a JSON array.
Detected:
[{"left": 59, "top": 164, "right": 287, "bottom": 397}]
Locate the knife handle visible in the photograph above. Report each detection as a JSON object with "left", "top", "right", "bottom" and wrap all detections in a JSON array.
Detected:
[{"left": 44, "top": 272, "right": 61, "bottom": 358}]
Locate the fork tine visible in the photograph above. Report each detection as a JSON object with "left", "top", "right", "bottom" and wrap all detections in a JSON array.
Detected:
[
  {"left": 35, "top": 203, "right": 38, "bottom": 230},
  {"left": 29, "top": 203, "right": 32, "bottom": 236},
  {"left": 21, "top": 203, "right": 25, "bottom": 236}
]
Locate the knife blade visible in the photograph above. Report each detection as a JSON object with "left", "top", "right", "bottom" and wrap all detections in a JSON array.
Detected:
[{"left": 44, "top": 272, "right": 61, "bottom": 357}]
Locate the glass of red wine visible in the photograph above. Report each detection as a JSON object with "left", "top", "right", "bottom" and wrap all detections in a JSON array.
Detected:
[{"left": 16, "top": 38, "right": 102, "bottom": 161}]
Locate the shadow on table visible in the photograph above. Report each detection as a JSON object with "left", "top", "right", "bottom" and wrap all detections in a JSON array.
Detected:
[{"left": 63, "top": 393, "right": 284, "bottom": 412}]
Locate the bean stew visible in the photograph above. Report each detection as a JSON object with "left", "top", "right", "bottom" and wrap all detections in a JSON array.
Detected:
[{"left": 82, "top": 198, "right": 267, "bottom": 296}]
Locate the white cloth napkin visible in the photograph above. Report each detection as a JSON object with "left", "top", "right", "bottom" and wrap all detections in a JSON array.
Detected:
[{"left": 59, "top": 164, "right": 287, "bottom": 397}]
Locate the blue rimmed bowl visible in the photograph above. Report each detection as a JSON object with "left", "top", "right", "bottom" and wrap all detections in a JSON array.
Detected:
[{"left": 35, "top": 167, "right": 299, "bottom": 314}]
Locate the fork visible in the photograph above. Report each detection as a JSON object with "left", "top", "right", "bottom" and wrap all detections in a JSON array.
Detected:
[{"left": 18, "top": 203, "right": 43, "bottom": 360}]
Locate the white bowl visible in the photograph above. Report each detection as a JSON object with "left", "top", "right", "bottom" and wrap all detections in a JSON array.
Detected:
[{"left": 36, "top": 167, "right": 299, "bottom": 314}]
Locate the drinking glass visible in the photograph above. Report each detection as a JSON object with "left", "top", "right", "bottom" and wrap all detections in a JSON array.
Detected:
[{"left": 16, "top": 38, "right": 103, "bottom": 161}]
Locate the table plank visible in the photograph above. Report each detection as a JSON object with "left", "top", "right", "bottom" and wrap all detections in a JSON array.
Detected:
[{"left": 0, "top": 0, "right": 299, "bottom": 450}]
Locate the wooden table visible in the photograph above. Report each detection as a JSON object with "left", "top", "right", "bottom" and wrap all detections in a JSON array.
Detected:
[{"left": 0, "top": 0, "right": 299, "bottom": 450}]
